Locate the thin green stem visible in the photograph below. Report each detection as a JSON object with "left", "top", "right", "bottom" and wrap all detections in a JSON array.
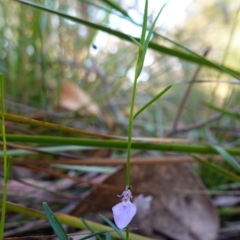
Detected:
[
  {"left": 2, "top": 134, "right": 240, "bottom": 155},
  {"left": 126, "top": 75, "right": 138, "bottom": 186},
  {"left": 126, "top": 226, "right": 129, "bottom": 240},
  {"left": 0, "top": 73, "right": 8, "bottom": 238}
]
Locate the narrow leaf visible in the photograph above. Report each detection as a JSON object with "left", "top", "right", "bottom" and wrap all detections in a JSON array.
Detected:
[
  {"left": 52, "top": 164, "right": 116, "bottom": 174},
  {"left": 1, "top": 112, "right": 117, "bottom": 139},
  {"left": 42, "top": 202, "right": 68, "bottom": 240},
  {"left": 105, "top": 232, "right": 112, "bottom": 240},
  {"left": 142, "top": 4, "right": 165, "bottom": 57},
  {"left": 129, "top": 35, "right": 143, "bottom": 49},
  {"left": 191, "top": 154, "right": 240, "bottom": 182},
  {"left": 3, "top": 134, "right": 240, "bottom": 155},
  {"left": 213, "top": 145, "right": 240, "bottom": 173},
  {"left": 140, "top": 0, "right": 148, "bottom": 46},
  {"left": 78, "top": 230, "right": 107, "bottom": 240},
  {"left": 133, "top": 85, "right": 172, "bottom": 119},
  {"left": 99, "top": 214, "right": 125, "bottom": 240},
  {"left": 135, "top": 0, "right": 149, "bottom": 79},
  {"left": 203, "top": 102, "right": 240, "bottom": 120},
  {"left": 101, "top": 0, "right": 130, "bottom": 18},
  {"left": 1, "top": 201, "right": 153, "bottom": 240},
  {"left": 14, "top": 0, "right": 240, "bottom": 78},
  {"left": 81, "top": 218, "right": 104, "bottom": 240},
  {"left": 5, "top": 157, "right": 12, "bottom": 183},
  {"left": 136, "top": 3, "right": 165, "bottom": 79},
  {"left": 0, "top": 72, "right": 8, "bottom": 239}
]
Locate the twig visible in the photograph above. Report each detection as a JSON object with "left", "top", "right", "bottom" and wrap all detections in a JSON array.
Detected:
[
  {"left": 171, "top": 47, "right": 211, "bottom": 132},
  {"left": 13, "top": 155, "right": 224, "bottom": 166}
]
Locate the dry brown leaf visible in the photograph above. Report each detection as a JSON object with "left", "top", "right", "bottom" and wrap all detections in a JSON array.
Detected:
[
  {"left": 71, "top": 164, "right": 219, "bottom": 240},
  {"left": 59, "top": 81, "right": 100, "bottom": 116}
]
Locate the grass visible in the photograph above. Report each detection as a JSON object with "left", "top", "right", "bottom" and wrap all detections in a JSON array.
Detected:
[{"left": 1, "top": 0, "right": 240, "bottom": 239}]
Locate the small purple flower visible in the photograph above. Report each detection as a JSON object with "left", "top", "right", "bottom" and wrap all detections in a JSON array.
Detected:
[{"left": 112, "top": 187, "right": 137, "bottom": 229}]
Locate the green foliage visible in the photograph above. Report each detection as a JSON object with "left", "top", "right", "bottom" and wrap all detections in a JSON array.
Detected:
[
  {"left": 43, "top": 202, "right": 69, "bottom": 240},
  {"left": 133, "top": 85, "right": 172, "bottom": 120},
  {"left": 0, "top": 73, "right": 9, "bottom": 239},
  {"left": 99, "top": 214, "right": 125, "bottom": 240},
  {"left": 1, "top": 0, "right": 240, "bottom": 238},
  {"left": 191, "top": 154, "right": 240, "bottom": 183},
  {"left": 81, "top": 218, "right": 104, "bottom": 240}
]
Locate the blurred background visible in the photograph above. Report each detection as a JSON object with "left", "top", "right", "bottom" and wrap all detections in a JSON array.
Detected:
[{"left": 1, "top": 0, "right": 240, "bottom": 239}]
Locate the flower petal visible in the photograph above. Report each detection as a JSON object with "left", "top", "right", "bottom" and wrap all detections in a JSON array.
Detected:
[{"left": 112, "top": 202, "right": 137, "bottom": 229}]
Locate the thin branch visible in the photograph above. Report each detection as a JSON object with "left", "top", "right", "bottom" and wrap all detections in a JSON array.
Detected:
[{"left": 171, "top": 47, "right": 211, "bottom": 132}]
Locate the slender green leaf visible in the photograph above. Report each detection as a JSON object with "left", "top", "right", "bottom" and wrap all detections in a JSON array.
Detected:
[
  {"left": 0, "top": 72, "right": 8, "bottom": 239},
  {"left": 14, "top": 0, "right": 240, "bottom": 78},
  {"left": 99, "top": 214, "right": 125, "bottom": 240},
  {"left": 105, "top": 232, "right": 112, "bottom": 240},
  {"left": 100, "top": 0, "right": 130, "bottom": 18},
  {"left": 191, "top": 154, "right": 240, "bottom": 182},
  {"left": 3, "top": 134, "right": 240, "bottom": 155},
  {"left": 133, "top": 85, "right": 172, "bottom": 119},
  {"left": 0, "top": 199, "right": 172, "bottom": 240},
  {"left": 42, "top": 202, "right": 68, "bottom": 240},
  {"left": 78, "top": 230, "right": 107, "bottom": 240},
  {"left": 81, "top": 218, "right": 104, "bottom": 240},
  {"left": 218, "top": 207, "right": 240, "bottom": 216},
  {"left": 129, "top": 35, "right": 142, "bottom": 49},
  {"left": 136, "top": 3, "right": 165, "bottom": 79},
  {"left": 52, "top": 164, "right": 116, "bottom": 174},
  {"left": 203, "top": 102, "right": 240, "bottom": 120},
  {"left": 0, "top": 145, "right": 96, "bottom": 157},
  {"left": 213, "top": 145, "right": 240, "bottom": 173},
  {"left": 140, "top": 0, "right": 148, "bottom": 46},
  {"left": 5, "top": 157, "right": 12, "bottom": 183},
  {"left": 142, "top": 3, "right": 165, "bottom": 61},
  {"left": 135, "top": 0, "right": 148, "bottom": 79},
  {"left": 1, "top": 112, "right": 117, "bottom": 139}
]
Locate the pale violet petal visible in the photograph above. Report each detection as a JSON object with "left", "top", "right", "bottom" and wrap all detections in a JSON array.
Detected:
[{"left": 112, "top": 202, "right": 137, "bottom": 229}]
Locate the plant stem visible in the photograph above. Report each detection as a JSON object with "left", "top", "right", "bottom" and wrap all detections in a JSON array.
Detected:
[
  {"left": 126, "top": 75, "right": 138, "bottom": 186},
  {"left": 3, "top": 134, "right": 240, "bottom": 155},
  {"left": 0, "top": 73, "right": 8, "bottom": 238}
]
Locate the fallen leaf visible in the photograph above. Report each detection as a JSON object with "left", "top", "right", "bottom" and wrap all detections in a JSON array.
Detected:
[
  {"left": 59, "top": 81, "right": 100, "bottom": 116},
  {"left": 71, "top": 164, "right": 219, "bottom": 240}
]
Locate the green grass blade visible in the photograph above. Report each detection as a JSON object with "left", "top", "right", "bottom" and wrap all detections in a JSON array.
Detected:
[
  {"left": 81, "top": 218, "right": 104, "bottom": 240},
  {"left": 135, "top": 1, "right": 165, "bottom": 78},
  {"left": 1, "top": 200, "right": 153, "bottom": 240},
  {"left": 148, "top": 41, "right": 240, "bottom": 78},
  {"left": 78, "top": 230, "right": 107, "bottom": 240},
  {"left": 5, "top": 157, "right": 12, "bottom": 183},
  {"left": 3, "top": 134, "right": 240, "bottom": 155},
  {"left": 99, "top": 214, "right": 125, "bottom": 240},
  {"left": 105, "top": 231, "right": 112, "bottom": 240},
  {"left": 14, "top": 0, "right": 240, "bottom": 78},
  {"left": 142, "top": 4, "right": 165, "bottom": 58},
  {"left": 213, "top": 145, "right": 240, "bottom": 173},
  {"left": 140, "top": 0, "right": 148, "bottom": 46},
  {"left": 218, "top": 207, "right": 240, "bottom": 216},
  {"left": 133, "top": 85, "right": 172, "bottom": 119},
  {"left": 154, "top": 33, "right": 240, "bottom": 80},
  {"left": 0, "top": 145, "right": 96, "bottom": 157},
  {"left": 191, "top": 154, "right": 240, "bottom": 182},
  {"left": 0, "top": 73, "right": 8, "bottom": 239},
  {"left": 1, "top": 112, "right": 117, "bottom": 139},
  {"left": 52, "top": 164, "right": 116, "bottom": 174},
  {"left": 100, "top": 0, "right": 130, "bottom": 18},
  {"left": 135, "top": 0, "right": 148, "bottom": 79},
  {"left": 129, "top": 36, "right": 142, "bottom": 49},
  {"left": 42, "top": 202, "right": 69, "bottom": 240},
  {"left": 203, "top": 102, "right": 240, "bottom": 120}
]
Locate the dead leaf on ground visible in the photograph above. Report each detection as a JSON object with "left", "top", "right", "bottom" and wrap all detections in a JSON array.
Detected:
[
  {"left": 71, "top": 164, "right": 219, "bottom": 240},
  {"left": 59, "top": 81, "right": 100, "bottom": 116}
]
